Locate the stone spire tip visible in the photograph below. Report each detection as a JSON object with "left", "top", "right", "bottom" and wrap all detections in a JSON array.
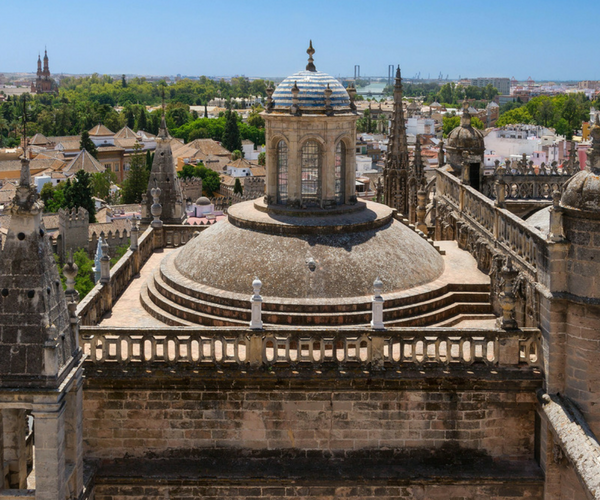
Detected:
[{"left": 306, "top": 40, "right": 316, "bottom": 72}]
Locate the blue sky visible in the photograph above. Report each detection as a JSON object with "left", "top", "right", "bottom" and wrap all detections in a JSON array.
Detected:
[{"left": 2, "top": 0, "right": 597, "bottom": 80}]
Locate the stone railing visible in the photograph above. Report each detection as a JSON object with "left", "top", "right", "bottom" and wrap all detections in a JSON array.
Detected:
[
  {"left": 79, "top": 326, "right": 541, "bottom": 370},
  {"left": 436, "top": 169, "right": 546, "bottom": 274},
  {"left": 77, "top": 226, "right": 155, "bottom": 326},
  {"left": 163, "top": 224, "right": 208, "bottom": 248}
]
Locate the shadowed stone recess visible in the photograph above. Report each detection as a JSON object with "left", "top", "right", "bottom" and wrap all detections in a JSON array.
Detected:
[{"left": 174, "top": 200, "right": 444, "bottom": 299}]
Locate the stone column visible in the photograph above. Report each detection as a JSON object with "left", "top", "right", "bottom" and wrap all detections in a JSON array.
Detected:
[
  {"left": 32, "top": 401, "right": 66, "bottom": 500},
  {"left": 2, "top": 409, "right": 27, "bottom": 489},
  {"left": 288, "top": 129, "right": 301, "bottom": 206},
  {"left": 345, "top": 126, "right": 357, "bottom": 203},
  {"left": 323, "top": 130, "right": 336, "bottom": 206},
  {"left": 64, "top": 373, "right": 84, "bottom": 496}
]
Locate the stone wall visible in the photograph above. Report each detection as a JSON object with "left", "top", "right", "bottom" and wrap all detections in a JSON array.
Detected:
[{"left": 82, "top": 377, "right": 539, "bottom": 461}]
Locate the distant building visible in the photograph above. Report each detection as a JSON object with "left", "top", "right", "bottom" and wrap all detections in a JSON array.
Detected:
[
  {"left": 31, "top": 50, "right": 56, "bottom": 94},
  {"left": 471, "top": 77, "right": 510, "bottom": 95}
]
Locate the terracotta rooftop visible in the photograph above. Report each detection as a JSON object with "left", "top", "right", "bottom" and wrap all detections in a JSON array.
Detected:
[
  {"left": 30, "top": 133, "right": 49, "bottom": 145},
  {"left": 89, "top": 124, "right": 115, "bottom": 137},
  {"left": 64, "top": 149, "right": 104, "bottom": 175},
  {"left": 114, "top": 126, "right": 140, "bottom": 139}
]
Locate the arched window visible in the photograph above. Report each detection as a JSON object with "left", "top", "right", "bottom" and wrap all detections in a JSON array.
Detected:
[
  {"left": 335, "top": 141, "right": 346, "bottom": 204},
  {"left": 277, "top": 140, "right": 288, "bottom": 204},
  {"left": 301, "top": 140, "right": 320, "bottom": 206}
]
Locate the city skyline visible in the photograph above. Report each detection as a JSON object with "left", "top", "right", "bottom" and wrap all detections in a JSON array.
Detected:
[{"left": 1, "top": 0, "right": 598, "bottom": 80}]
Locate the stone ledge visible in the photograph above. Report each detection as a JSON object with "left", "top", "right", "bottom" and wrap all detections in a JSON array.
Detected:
[{"left": 90, "top": 448, "right": 543, "bottom": 483}]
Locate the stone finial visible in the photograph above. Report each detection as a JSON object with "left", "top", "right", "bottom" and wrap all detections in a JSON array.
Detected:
[
  {"left": 100, "top": 239, "right": 110, "bottom": 284},
  {"left": 437, "top": 139, "right": 445, "bottom": 167},
  {"left": 306, "top": 40, "right": 316, "bottom": 72},
  {"left": 63, "top": 250, "right": 79, "bottom": 304},
  {"left": 347, "top": 82, "right": 357, "bottom": 111},
  {"left": 130, "top": 221, "right": 139, "bottom": 250},
  {"left": 250, "top": 277, "right": 263, "bottom": 330},
  {"left": 497, "top": 258, "right": 519, "bottom": 330},
  {"left": 371, "top": 277, "right": 385, "bottom": 330},
  {"left": 552, "top": 189, "right": 561, "bottom": 208},
  {"left": 151, "top": 182, "right": 163, "bottom": 228},
  {"left": 291, "top": 81, "right": 301, "bottom": 116},
  {"left": 460, "top": 100, "right": 471, "bottom": 127},
  {"left": 265, "top": 83, "right": 274, "bottom": 112}
]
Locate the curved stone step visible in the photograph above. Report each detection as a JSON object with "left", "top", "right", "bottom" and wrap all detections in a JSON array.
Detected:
[{"left": 140, "top": 281, "right": 193, "bottom": 327}]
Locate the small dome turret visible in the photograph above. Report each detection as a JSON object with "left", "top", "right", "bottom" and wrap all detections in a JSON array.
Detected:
[{"left": 561, "top": 118, "right": 600, "bottom": 212}]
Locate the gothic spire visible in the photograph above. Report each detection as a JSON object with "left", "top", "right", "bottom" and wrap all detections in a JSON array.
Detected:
[{"left": 383, "top": 65, "right": 410, "bottom": 215}]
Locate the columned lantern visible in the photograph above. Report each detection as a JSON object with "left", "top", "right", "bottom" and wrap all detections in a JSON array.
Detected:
[{"left": 263, "top": 41, "right": 358, "bottom": 209}]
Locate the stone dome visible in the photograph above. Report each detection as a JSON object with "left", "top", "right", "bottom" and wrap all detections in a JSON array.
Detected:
[
  {"left": 196, "top": 196, "right": 211, "bottom": 206},
  {"left": 562, "top": 123, "right": 600, "bottom": 211},
  {"left": 446, "top": 101, "right": 484, "bottom": 152},
  {"left": 172, "top": 200, "right": 444, "bottom": 300},
  {"left": 271, "top": 71, "right": 351, "bottom": 112},
  {"left": 446, "top": 119, "right": 484, "bottom": 151},
  {"left": 561, "top": 170, "right": 600, "bottom": 211}
]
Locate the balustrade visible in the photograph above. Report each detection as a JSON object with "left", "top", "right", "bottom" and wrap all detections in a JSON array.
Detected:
[
  {"left": 80, "top": 326, "right": 541, "bottom": 369},
  {"left": 436, "top": 169, "right": 545, "bottom": 272}
]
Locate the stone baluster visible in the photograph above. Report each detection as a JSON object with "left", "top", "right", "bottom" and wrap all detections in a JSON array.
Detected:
[
  {"left": 497, "top": 258, "right": 519, "bottom": 330},
  {"left": 495, "top": 161, "right": 506, "bottom": 209},
  {"left": 371, "top": 277, "right": 385, "bottom": 330},
  {"left": 249, "top": 277, "right": 263, "bottom": 330}
]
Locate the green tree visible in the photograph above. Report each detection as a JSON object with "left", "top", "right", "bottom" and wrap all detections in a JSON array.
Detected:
[
  {"left": 221, "top": 109, "right": 242, "bottom": 152},
  {"left": 233, "top": 178, "right": 243, "bottom": 195},
  {"left": 124, "top": 107, "right": 135, "bottom": 129},
  {"left": 79, "top": 130, "right": 98, "bottom": 159},
  {"left": 65, "top": 170, "right": 96, "bottom": 222},
  {"left": 231, "top": 149, "right": 242, "bottom": 161},
  {"left": 258, "top": 151, "right": 266, "bottom": 166},
  {"left": 110, "top": 242, "right": 130, "bottom": 267},
  {"left": 496, "top": 107, "right": 534, "bottom": 127},
  {"left": 91, "top": 170, "right": 117, "bottom": 201},
  {"left": 145, "top": 150, "right": 154, "bottom": 172},
  {"left": 120, "top": 143, "right": 149, "bottom": 203},
  {"left": 40, "top": 181, "right": 68, "bottom": 212},
  {"left": 136, "top": 108, "right": 147, "bottom": 131},
  {"left": 247, "top": 107, "right": 265, "bottom": 128},
  {"left": 177, "top": 163, "right": 221, "bottom": 196}
]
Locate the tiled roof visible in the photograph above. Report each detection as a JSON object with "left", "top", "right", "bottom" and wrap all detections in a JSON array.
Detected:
[
  {"left": 42, "top": 213, "right": 60, "bottom": 230},
  {"left": 89, "top": 124, "right": 115, "bottom": 137},
  {"left": 55, "top": 140, "right": 81, "bottom": 151},
  {"left": 114, "top": 138, "right": 141, "bottom": 149},
  {"left": 114, "top": 126, "right": 140, "bottom": 139},
  {"left": 187, "top": 139, "right": 231, "bottom": 157},
  {"left": 30, "top": 133, "right": 49, "bottom": 145},
  {"left": 64, "top": 149, "right": 104, "bottom": 175},
  {"left": 249, "top": 166, "right": 266, "bottom": 177}
]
